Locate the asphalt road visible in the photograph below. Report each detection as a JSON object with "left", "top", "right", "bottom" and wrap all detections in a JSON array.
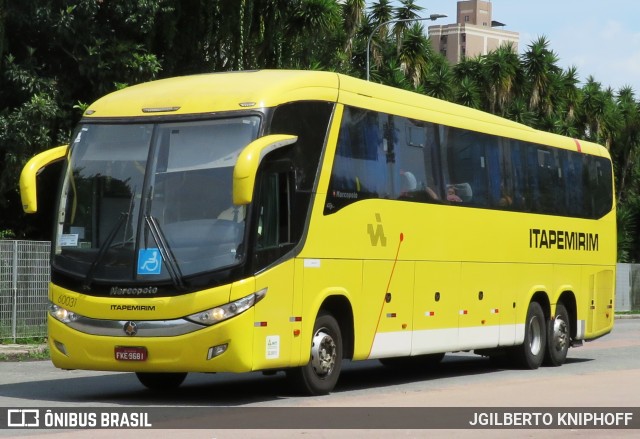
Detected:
[{"left": 1, "top": 318, "right": 639, "bottom": 438}]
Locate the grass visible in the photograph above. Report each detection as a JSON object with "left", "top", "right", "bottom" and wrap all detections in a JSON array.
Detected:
[
  {"left": 0, "top": 337, "right": 47, "bottom": 345},
  {"left": 0, "top": 325, "right": 47, "bottom": 341}
]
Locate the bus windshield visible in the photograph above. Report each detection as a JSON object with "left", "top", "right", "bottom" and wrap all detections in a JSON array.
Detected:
[{"left": 53, "top": 117, "right": 260, "bottom": 285}]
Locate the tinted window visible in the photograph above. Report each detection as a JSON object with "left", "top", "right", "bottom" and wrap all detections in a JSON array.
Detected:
[{"left": 325, "top": 105, "right": 613, "bottom": 219}]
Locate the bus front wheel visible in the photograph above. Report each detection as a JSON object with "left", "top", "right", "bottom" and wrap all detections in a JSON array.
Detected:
[
  {"left": 287, "top": 312, "right": 343, "bottom": 395},
  {"left": 512, "top": 301, "right": 546, "bottom": 369},
  {"left": 544, "top": 303, "right": 570, "bottom": 366},
  {"left": 135, "top": 372, "right": 187, "bottom": 391}
]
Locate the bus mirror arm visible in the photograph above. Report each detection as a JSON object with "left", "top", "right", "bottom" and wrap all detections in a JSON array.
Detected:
[
  {"left": 232, "top": 134, "right": 298, "bottom": 205},
  {"left": 19, "top": 145, "right": 68, "bottom": 213}
]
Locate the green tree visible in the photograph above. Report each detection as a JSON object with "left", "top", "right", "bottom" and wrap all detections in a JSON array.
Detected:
[
  {"left": 342, "top": 0, "right": 366, "bottom": 59},
  {"left": 398, "top": 22, "right": 431, "bottom": 87},
  {"left": 392, "top": 0, "right": 423, "bottom": 53},
  {"left": 453, "top": 76, "right": 482, "bottom": 109},
  {"left": 521, "top": 36, "right": 561, "bottom": 116},
  {"left": 0, "top": 0, "right": 168, "bottom": 238},
  {"left": 484, "top": 43, "right": 520, "bottom": 115},
  {"left": 368, "top": 0, "right": 394, "bottom": 72},
  {"left": 286, "top": 0, "right": 342, "bottom": 68},
  {"left": 613, "top": 86, "right": 640, "bottom": 201},
  {"left": 423, "top": 55, "right": 453, "bottom": 100}
]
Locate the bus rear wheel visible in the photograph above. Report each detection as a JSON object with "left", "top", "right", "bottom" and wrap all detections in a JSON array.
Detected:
[
  {"left": 544, "top": 303, "right": 570, "bottom": 366},
  {"left": 512, "top": 301, "right": 546, "bottom": 369},
  {"left": 287, "top": 312, "right": 342, "bottom": 395},
  {"left": 135, "top": 372, "right": 187, "bottom": 391}
]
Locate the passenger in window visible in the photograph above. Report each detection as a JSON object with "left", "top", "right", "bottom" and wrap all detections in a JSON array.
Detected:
[
  {"left": 446, "top": 185, "right": 463, "bottom": 202},
  {"left": 400, "top": 171, "right": 438, "bottom": 201},
  {"left": 498, "top": 185, "right": 513, "bottom": 207},
  {"left": 400, "top": 171, "right": 417, "bottom": 197}
]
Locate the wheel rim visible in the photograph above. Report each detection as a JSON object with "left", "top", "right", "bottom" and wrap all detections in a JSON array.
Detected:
[
  {"left": 528, "top": 315, "right": 542, "bottom": 356},
  {"left": 310, "top": 328, "right": 337, "bottom": 377},
  {"left": 551, "top": 316, "right": 569, "bottom": 352}
]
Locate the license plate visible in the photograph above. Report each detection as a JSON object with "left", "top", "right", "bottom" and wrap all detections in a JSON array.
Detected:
[{"left": 115, "top": 346, "right": 148, "bottom": 361}]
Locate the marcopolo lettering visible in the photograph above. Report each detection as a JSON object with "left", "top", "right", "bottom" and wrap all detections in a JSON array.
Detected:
[
  {"left": 529, "top": 228, "right": 599, "bottom": 251},
  {"left": 110, "top": 286, "right": 158, "bottom": 296},
  {"left": 332, "top": 190, "right": 358, "bottom": 199}
]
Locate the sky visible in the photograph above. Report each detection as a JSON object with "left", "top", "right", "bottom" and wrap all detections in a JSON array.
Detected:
[{"left": 404, "top": 0, "right": 640, "bottom": 93}]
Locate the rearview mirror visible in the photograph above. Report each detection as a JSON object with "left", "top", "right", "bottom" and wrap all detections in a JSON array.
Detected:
[
  {"left": 233, "top": 134, "right": 297, "bottom": 205},
  {"left": 20, "top": 145, "right": 68, "bottom": 213}
]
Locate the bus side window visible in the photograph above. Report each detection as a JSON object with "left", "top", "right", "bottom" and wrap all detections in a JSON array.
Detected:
[
  {"left": 396, "top": 119, "right": 440, "bottom": 202},
  {"left": 592, "top": 157, "right": 613, "bottom": 218},
  {"left": 446, "top": 128, "right": 488, "bottom": 206},
  {"left": 564, "top": 151, "right": 583, "bottom": 216},
  {"left": 325, "top": 107, "right": 387, "bottom": 213}
]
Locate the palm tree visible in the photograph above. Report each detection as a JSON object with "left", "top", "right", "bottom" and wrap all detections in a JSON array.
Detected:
[
  {"left": 368, "top": 0, "right": 394, "bottom": 71},
  {"left": 484, "top": 42, "right": 519, "bottom": 115},
  {"left": 376, "top": 58, "right": 413, "bottom": 90},
  {"left": 578, "top": 77, "right": 619, "bottom": 149},
  {"left": 454, "top": 76, "right": 482, "bottom": 109},
  {"left": 453, "top": 55, "right": 493, "bottom": 110},
  {"left": 424, "top": 65, "right": 453, "bottom": 100},
  {"left": 369, "top": 0, "right": 394, "bottom": 33},
  {"left": 557, "top": 66, "right": 581, "bottom": 121},
  {"left": 505, "top": 97, "right": 537, "bottom": 127},
  {"left": 251, "top": 0, "right": 291, "bottom": 68},
  {"left": 614, "top": 86, "right": 640, "bottom": 200},
  {"left": 397, "top": 22, "right": 430, "bottom": 87},
  {"left": 342, "top": 0, "right": 366, "bottom": 58},
  {"left": 286, "top": 0, "right": 342, "bottom": 68},
  {"left": 521, "top": 36, "right": 560, "bottom": 114},
  {"left": 423, "top": 55, "right": 453, "bottom": 100},
  {"left": 392, "top": 0, "right": 423, "bottom": 54}
]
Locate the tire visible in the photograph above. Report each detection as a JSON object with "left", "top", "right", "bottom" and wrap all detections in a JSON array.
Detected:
[
  {"left": 512, "top": 301, "right": 546, "bottom": 369},
  {"left": 544, "top": 303, "right": 571, "bottom": 366},
  {"left": 287, "top": 312, "right": 343, "bottom": 395},
  {"left": 379, "top": 353, "right": 444, "bottom": 370},
  {"left": 135, "top": 372, "right": 187, "bottom": 391}
]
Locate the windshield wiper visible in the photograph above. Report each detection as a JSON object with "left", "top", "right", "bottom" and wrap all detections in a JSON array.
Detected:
[
  {"left": 144, "top": 215, "right": 185, "bottom": 290},
  {"left": 83, "top": 211, "right": 128, "bottom": 291},
  {"left": 83, "top": 188, "right": 136, "bottom": 291}
]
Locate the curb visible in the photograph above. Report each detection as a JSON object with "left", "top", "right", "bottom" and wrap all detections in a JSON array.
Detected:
[{"left": 0, "top": 343, "right": 48, "bottom": 360}]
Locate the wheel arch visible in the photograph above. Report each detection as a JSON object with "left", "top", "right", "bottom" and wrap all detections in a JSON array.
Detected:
[
  {"left": 530, "top": 290, "right": 551, "bottom": 321},
  {"left": 557, "top": 291, "right": 578, "bottom": 339},
  {"left": 318, "top": 295, "right": 354, "bottom": 360}
]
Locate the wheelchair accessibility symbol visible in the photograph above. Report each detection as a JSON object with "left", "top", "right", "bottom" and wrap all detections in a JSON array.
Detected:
[{"left": 138, "top": 248, "right": 162, "bottom": 275}]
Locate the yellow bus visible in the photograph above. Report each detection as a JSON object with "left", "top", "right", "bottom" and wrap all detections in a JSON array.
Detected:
[{"left": 20, "top": 70, "right": 616, "bottom": 395}]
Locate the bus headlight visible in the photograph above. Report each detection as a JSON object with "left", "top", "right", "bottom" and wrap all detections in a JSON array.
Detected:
[
  {"left": 186, "top": 288, "right": 267, "bottom": 326},
  {"left": 49, "top": 302, "right": 81, "bottom": 324}
]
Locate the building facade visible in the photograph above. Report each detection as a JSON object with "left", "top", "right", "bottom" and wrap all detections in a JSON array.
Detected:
[{"left": 428, "top": 0, "right": 519, "bottom": 64}]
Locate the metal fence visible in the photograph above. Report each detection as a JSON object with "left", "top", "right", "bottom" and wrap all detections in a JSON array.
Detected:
[
  {"left": 0, "top": 240, "right": 50, "bottom": 341},
  {"left": 616, "top": 263, "right": 640, "bottom": 312}
]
